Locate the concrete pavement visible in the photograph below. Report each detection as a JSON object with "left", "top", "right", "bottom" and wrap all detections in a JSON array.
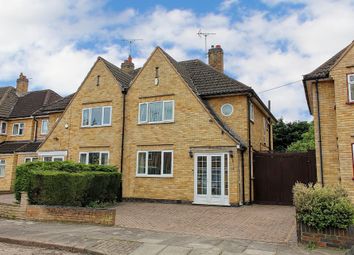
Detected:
[{"left": 0, "top": 219, "right": 346, "bottom": 255}]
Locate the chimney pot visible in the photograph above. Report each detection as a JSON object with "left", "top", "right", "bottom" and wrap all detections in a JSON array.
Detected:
[
  {"left": 16, "top": 73, "right": 29, "bottom": 95},
  {"left": 208, "top": 45, "right": 224, "bottom": 73}
]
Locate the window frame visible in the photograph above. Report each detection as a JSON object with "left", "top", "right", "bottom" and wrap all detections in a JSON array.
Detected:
[
  {"left": 79, "top": 151, "right": 110, "bottom": 165},
  {"left": 138, "top": 100, "right": 175, "bottom": 124},
  {"left": 12, "top": 123, "right": 24, "bottom": 136},
  {"left": 220, "top": 103, "right": 233, "bottom": 117},
  {"left": 40, "top": 119, "right": 49, "bottom": 135},
  {"left": 81, "top": 106, "right": 112, "bottom": 127},
  {"left": 24, "top": 157, "right": 38, "bottom": 163},
  {"left": 43, "top": 156, "right": 64, "bottom": 162},
  {"left": 0, "top": 159, "right": 5, "bottom": 177},
  {"left": 249, "top": 102, "right": 255, "bottom": 122},
  {"left": 348, "top": 74, "right": 354, "bottom": 103},
  {"left": 0, "top": 121, "right": 7, "bottom": 135},
  {"left": 136, "top": 150, "right": 173, "bottom": 177}
]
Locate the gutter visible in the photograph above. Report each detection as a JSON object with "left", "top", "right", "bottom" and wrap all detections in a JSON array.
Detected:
[
  {"left": 33, "top": 116, "right": 38, "bottom": 141},
  {"left": 247, "top": 95, "right": 253, "bottom": 204},
  {"left": 241, "top": 147, "right": 246, "bottom": 205},
  {"left": 119, "top": 88, "right": 127, "bottom": 201},
  {"left": 315, "top": 80, "right": 324, "bottom": 186}
]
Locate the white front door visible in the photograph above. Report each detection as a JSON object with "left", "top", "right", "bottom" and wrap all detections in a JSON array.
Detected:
[{"left": 194, "top": 153, "right": 229, "bottom": 206}]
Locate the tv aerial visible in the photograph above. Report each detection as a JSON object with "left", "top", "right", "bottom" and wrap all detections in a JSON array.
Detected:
[
  {"left": 121, "top": 38, "right": 143, "bottom": 56},
  {"left": 197, "top": 29, "right": 216, "bottom": 59}
]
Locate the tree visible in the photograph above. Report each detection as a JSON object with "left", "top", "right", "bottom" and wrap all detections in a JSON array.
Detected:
[
  {"left": 273, "top": 118, "right": 311, "bottom": 152},
  {"left": 287, "top": 122, "right": 315, "bottom": 152}
]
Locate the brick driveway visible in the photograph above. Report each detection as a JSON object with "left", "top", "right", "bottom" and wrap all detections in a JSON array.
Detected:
[{"left": 115, "top": 202, "right": 297, "bottom": 243}]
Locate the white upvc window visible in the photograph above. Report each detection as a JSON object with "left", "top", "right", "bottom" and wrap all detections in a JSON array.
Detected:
[
  {"left": 12, "top": 123, "right": 24, "bottom": 136},
  {"left": 79, "top": 151, "right": 109, "bottom": 165},
  {"left": 24, "top": 157, "right": 38, "bottom": 163},
  {"left": 0, "top": 160, "right": 5, "bottom": 177},
  {"left": 43, "top": 156, "right": 64, "bottom": 162},
  {"left": 136, "top": 150, "right": 173, "bottom": 177},
  {"left": 82, "top": 106, "right": 112, "bottom": 127},
  {"left": 41, "top": 119, "right": 49, "bottom": 135},
  {"left": 138, "top": 100, "right": 174, "bottom": 124},
  {"left": 0, "top": 121, "right": 7, "bottom": 134},
  {"left": 249, "top": 102, "right": 254, "bottom": 122},
  {"left": 348, "top": 74, "right": 354, "bottom": 103}
]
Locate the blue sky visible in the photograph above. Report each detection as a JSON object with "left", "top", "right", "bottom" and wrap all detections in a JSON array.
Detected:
[{"left": 0, "top": 0, "right": 353, "bottom": 121}]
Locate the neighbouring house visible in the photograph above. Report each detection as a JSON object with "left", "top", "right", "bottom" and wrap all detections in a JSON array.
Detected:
[
  {"left": 0, "top": 73, "right": 70, "bottom": 192},
  {"left": 303, "top": 40, "right": 354, "bottom": 203},
  {"left": 38, "top": 45, "right": 276, "bottom": 206}
]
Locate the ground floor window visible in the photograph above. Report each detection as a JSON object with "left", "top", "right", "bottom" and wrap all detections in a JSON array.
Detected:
[
  {"left": 136, "top": 150, "right": 173, "bottom": 177},
  {"left": 24, "top": 157, "right": 38, "bottom": 163},
  {"left": 79, "top": 152, "right": 109, "bottom": 165},
  {"left": 0, "top": 160, "right": 5, "bottom": 177},
  {"left": 43, "top": 156, "right": 64, "bottom": 162}
]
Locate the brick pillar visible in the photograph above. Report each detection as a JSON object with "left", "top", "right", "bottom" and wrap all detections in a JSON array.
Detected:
[{"left": 20, "top": 192, "right": 28, "bottom": 208}]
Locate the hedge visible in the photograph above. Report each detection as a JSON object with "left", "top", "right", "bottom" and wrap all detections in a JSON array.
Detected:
[
  {"left": 293, "top": 183, "right": 354, "bottom": 230},
  {"left": 28, "top": 170, "right": 120, "bottom": 207},
  {"left": 15, "top": 161, "right": 119, "bottom": 202}
]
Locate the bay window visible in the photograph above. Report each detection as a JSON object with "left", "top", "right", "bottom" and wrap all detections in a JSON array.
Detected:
[
  {"left": 79, "top": 152, "right": 109, "bottom": 165},
  {"left": 136, "top": 150, "right": 173, "bottom": 177},
  {"left": 82, "top": 106, "right": 112, "bottom": 127},
  {"left": 139, "top": 100, "right": 174, "bottom": 124},
  {"left": 348, "top": 74, "right": 354, "bottom": 103}
]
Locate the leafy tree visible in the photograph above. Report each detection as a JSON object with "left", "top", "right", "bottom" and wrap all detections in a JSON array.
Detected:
[
  {"left": 273, "top": 118, "right": 311, "bottom": 152},
  {"left": 287, "top": 122, "right": 315, "bottom": 152}
]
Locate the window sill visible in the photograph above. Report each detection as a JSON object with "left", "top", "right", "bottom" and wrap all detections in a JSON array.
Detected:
[
  {"left": 80, "top": 125, "right": 112, "bottom": 129},
  {"left": 138, "top": 121, "right": 175, "bottom": 126},
  {"left": 0, "top": 134, "right": 6, "bottom": 136},
  {"left": 346, "top": 101, "right": 354, "bottom": 105},
  {"left": 136, "top": 175, "right": 173, "bottom": 178},
  {"left": 11, "top": 135, "right": 24, "bottom": 137}
]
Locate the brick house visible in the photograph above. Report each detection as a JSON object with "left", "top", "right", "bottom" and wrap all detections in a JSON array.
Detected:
[
  {"left": 0, "top": 73, "right": 70, "bottom": 192},
  {"left": 38, "top": 45, "right": 276, "bottom": 206},
  {"left": 303, "top": 40, "right": 354, "bottom": 202}
]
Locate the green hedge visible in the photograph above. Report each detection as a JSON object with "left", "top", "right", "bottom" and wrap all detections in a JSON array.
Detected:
[
  {"left": 293, "top": 183, "right": 354, "bottom": 229},
  {"left": 15, "top": 161, "right": 118, "bottom": 202},
  {"left": 28, "top": 170, "right": 120, "bottom": 207}
]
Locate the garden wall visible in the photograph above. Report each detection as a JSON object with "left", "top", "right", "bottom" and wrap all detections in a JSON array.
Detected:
[
  {"left": 0, "top": 193, "right": 115, "bottom": 226},
  {"left": 297, "top": 221, "right": 354, "bottom": 249}
]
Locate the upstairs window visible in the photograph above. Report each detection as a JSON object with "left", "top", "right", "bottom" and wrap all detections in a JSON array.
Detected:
[
  {"left": 79, "top": 152, "right": 109, "bottom": 165},
  {"left": 139, "top": 100, "right": 174, "bottom": 124},
  {"left": 0, "top": 122, "right": 7, "bottom": 134},
  {"left": 249, "top": 102, "right": 255, "bottom": 122},
  {"left": 41, "top": 119, "right": 49, "bottom": 135},
  {"left": 137, "top": 150, "right": 173, "bottom": 177},
  {"left": 12, "top": 123, "right": 24, "bottom": 136},
  {"left": 82, "top": 106, "right": 112, "bottom": 127},
  {"left": 0, "top": 160, "right": 5, "bottom": 177},
  {"left": 348, "top": 74, "right": 354, "bottom": 103}
]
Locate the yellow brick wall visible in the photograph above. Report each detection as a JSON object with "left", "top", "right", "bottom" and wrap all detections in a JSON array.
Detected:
[
  {"left": 123, "top": 49, "right": 242, "bottom": 204},
  {"left": 5, "top": 119, "right": 34, "bottom": 141},
  {"left": 330, "top": 45, "right": 354, "bottom": 202},
  {"left": 35, "top": 113, "right": 61, "bottom": 141},
  {"left": 39, "top": 59, "right": 124, "bottom": 168},
  {"left": 311, "top": 80, "right": 340, "bottom": 186},
  {"left": 0, "top": 154, "right": 17, "bottom": 192}
]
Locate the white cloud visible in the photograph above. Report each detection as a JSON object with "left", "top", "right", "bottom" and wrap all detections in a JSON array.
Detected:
[{"left": 1, "top": 0, "right": 354, "bottom": 121}]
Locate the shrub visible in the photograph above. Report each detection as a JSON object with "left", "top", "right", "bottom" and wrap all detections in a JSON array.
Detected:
[
  {"left": 15, "top": 161, "right": 118, "bottom": 201},
  {"left": 293, "top": 183, "right": 354, "bottom": 229},
  {"left": 28, "top": 170, "right": 120, "bottom": 207}
]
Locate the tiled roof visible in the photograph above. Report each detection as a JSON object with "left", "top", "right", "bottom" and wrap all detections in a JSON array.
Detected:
[
  {"left": 34, "top": 93, "right": 74, "bottom": 116},
  {"left": 0, "top": 87, "right": 18, "bottom": 118},
  {"left": 99, "top": 57, "right": 134, "bottom": 89},
  {"left": 9, "top": 90, "right": 62, "bottom": 118},
  {"left": 0, "top": 141, "right": 42, "bottom": 154},
  {"left": 303, "top": 43, "right": 352, "bottom": 81},
  {"left": 179, "top": 59, "right": 252, "bottom": 96}
]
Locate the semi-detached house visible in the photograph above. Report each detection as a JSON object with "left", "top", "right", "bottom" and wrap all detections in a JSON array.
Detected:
[{"left": 38, "top": 45, "right": 276, "bottom": 206}]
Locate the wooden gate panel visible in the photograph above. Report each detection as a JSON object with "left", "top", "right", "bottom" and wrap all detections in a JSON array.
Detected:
[{"left": 253, "top": 151, "right": 317, "bottom": 205}]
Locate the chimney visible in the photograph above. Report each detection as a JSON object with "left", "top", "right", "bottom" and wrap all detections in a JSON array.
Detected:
[
  {"left": 16, "top": 73, "right": 29, "bottom": 95},
  {"left": 121, "top": 55, "right": 135, "bottom": 74},
  {"left": 208, "top": 45, "right": 224, "bottom": 73}
]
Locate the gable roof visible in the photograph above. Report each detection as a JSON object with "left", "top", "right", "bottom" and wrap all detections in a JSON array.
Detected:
[
  {"left": 34, "top": 93, "right": 74, "bottom": 116},
  {"left": 303, "top": 42, "right": 353, "bottom": 81},
  {"left": 9, "top": 90, "right": 62, "bottom": 118},
  {"left": 0, "top": 141, "right": 42, "bottom": 154},
  {"left": 99, "top": 57, "right": 136, "bottom": 90},
  {"left": 0, "top": 87, "right": 18, "bottom": 118}
]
